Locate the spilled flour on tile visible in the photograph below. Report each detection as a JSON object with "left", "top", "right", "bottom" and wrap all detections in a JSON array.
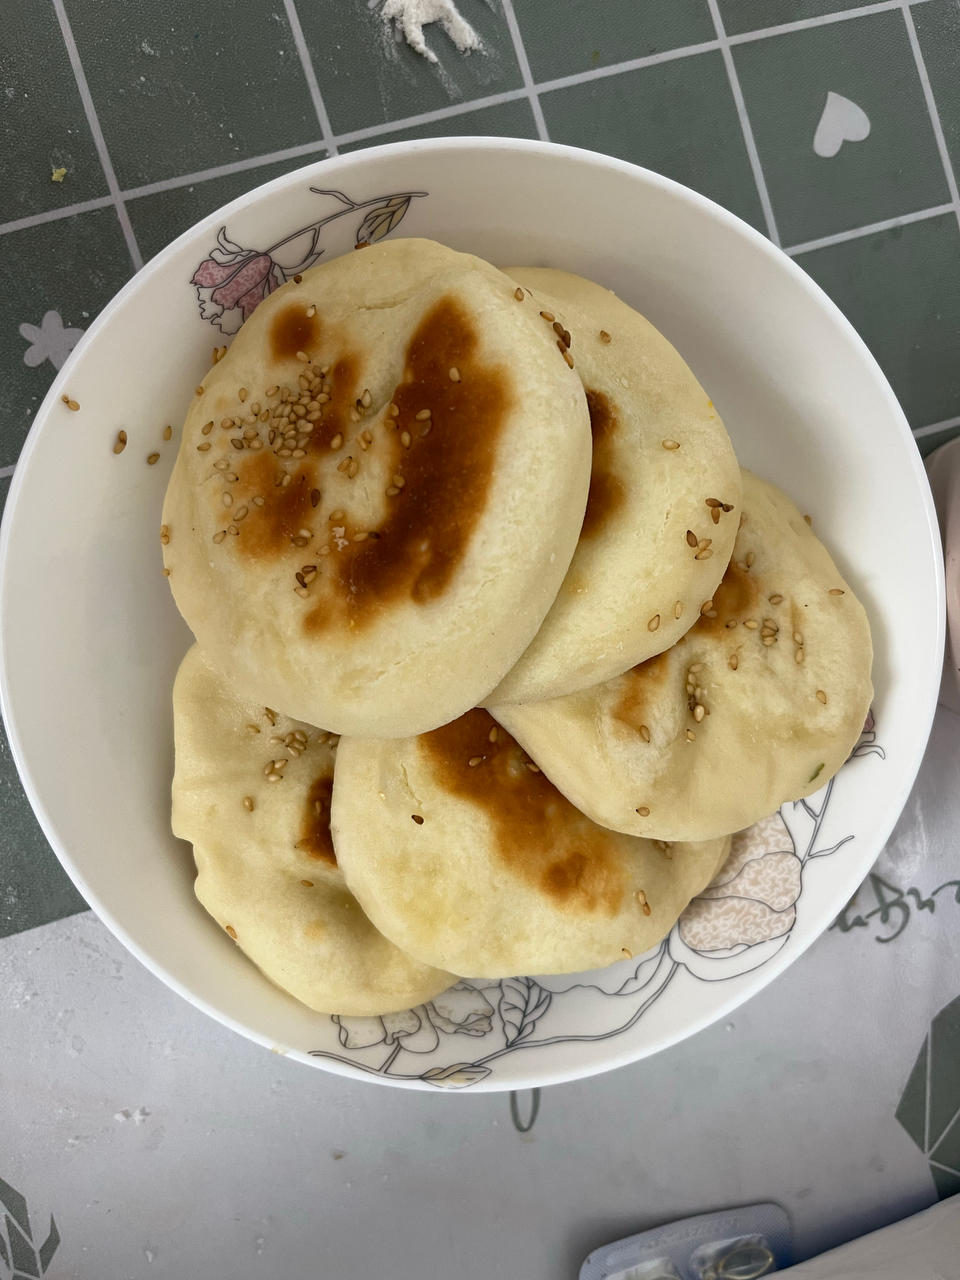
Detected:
[{"left": 371, "top": 0, "right": 483, "bottom": 63}]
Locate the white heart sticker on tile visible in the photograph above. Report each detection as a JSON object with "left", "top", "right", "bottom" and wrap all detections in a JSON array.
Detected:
[{"left": 813, "top": 91, "right": 871, "bottom": 157}]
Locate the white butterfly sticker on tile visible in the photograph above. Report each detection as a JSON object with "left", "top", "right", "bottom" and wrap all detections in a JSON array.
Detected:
[{"left": 813, "top": 91, "right": 871, "bottom": 158}]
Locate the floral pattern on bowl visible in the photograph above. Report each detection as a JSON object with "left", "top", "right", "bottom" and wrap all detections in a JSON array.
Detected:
[
  {"left": 307, "top": 721, "right": 884, "bottom": 1089},
  {"left": 191, "top": 186, "right": 425, "bottom": 334}
]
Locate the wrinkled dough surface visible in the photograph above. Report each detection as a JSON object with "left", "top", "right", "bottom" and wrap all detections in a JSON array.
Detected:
[
  {"left": 172, "top": 645, "right": 455, "bottom": 1014},
  {"left": 494, "top": 471, "right": 873, "bottom": 841}
]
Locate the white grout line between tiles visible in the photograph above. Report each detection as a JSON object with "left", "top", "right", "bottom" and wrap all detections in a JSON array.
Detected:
[
  {"left": 498, "top": 0, "right": 550, "bottom": 141},
  {"left": 728, "top": 0, "right": 936, "bottom": 45},
  {"left": 901, "top": 3, "right": 960, "bottom": 237},
  {"left": 50, "top": 0, "right": 143, "bottom": 271},
  {"left": 785, "top": 204, "right": 956, "bottom": 256},
  {"left": 282, "top": 0, "right": 339, "bottom": 156},
  {"left": 535, "top": 40, "right": 721, "bottom": 95},
  {"left": 121, "top": 143, "right": 331, "bottom": 202},
  {"left": 0, "top": 197, "right": 116, "bottom": 238},
  {"left": 914, "top": 416, "right": 960, "bottom": 440},
  {"left": 0, "top": 88, "right": 532, "bottom": 239},
  {"left": 929, "top": 1097, "right": 960, "bottom": 1161},
  {"left": 0, "top": 466, "right": 16, "bottom": 481},
  {"left": 334, "top": 88, "right": 530, "bottom": 146},
  {"left": 704, "top": 0, "right": 781, "bottom": 245}
]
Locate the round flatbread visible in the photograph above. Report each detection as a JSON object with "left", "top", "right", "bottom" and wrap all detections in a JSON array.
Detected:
[
  {"left": 488, "top": 268, "right": 741, "bottom": 704},
  {"left": 493, "top": 471, "right": 874, "bottom": 841},
  {"left": 163, "top": 239, "right": 591, "bottom": 737},
  {"left": 172, "top": 645, "right": 455, "bottom": 1015},
  {"left": 331, "top": 709, "right": 730, "bottom": 978}
]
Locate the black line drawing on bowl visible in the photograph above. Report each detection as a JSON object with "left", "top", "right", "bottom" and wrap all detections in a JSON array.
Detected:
[
  {"left": 308, "top": 719, "right": 885, "bottom": 1089},
  {"left": 190, "top": 186, "right": 427, "bottom": 335}
]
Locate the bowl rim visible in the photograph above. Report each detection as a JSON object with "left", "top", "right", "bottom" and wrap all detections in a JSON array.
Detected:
[{"left": 0, "top": 136, "right": 946, "bottom": 1090}]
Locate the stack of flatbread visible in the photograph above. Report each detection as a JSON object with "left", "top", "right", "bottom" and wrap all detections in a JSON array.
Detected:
[{"left": 163, "top": 239, "right": 873, "bottom": 1015}]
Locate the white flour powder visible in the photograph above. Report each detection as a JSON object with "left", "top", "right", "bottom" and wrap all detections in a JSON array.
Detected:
[{"left": 372, "top": 0, "right": 483, "bottom": 63}]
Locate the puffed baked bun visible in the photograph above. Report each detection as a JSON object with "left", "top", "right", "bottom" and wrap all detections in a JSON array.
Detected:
[
  {"left": 493, "top": 471, "right": 873, "bottom": 842},
  {"left": 172, "top": 645, "right": 455, "bottom": 1015},
  {"left": 488, "top": 267, "right": 741, "bottom": 704},
  {"left": 162, "top": 239, "right": 591, "bottom": 737},
  {"left": 331, "top": 709, "right": 730, "bottom": 978}
]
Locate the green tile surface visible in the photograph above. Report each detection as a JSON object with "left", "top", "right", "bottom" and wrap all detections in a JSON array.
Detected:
[
  {"left": 340, "top": 98, "right": 538, "bottom": 152},
  {"left": 917, "top": 425, "right": 960, "bottom": 458},
  {"left": 1, "top": 0, "right": 108, "bottom": 224},
  {"left": 128, "top": 149, "right": 329, "bottom": 262},
  {"left": 539, "top": 50, "right": 766, "bottom": 230},
  {"left": 897, "top": 995, "right": 960, "bottom": 1202},
  {"left": 719, "top": 0, "right": 882, "bottom": 36},
  {"left": 795, "top": 213, "right": 960, "bottom": 428},
  {"left": 297, "top": 0, "right": 523, "bottom": 136},
  {"left": 0, "top": 708, "right": 88, "bottom": 940},
  {"left": 66, "top": 0, "right": 322, "bottom": 188},
  {"left": 1, "top": 209, "right": 133, "bottom": 467},
  {"left": 512, "top": 0, "right": 714, "bottom": 81},
  {"left": 926, "top": 996, "right": 960, "bottom": 1167},
  {"left": 913, "top": 0, "right": 960, "bottom": 179},
  {"left": 734, "top": 11, "right": 950, "bottom": 246}
]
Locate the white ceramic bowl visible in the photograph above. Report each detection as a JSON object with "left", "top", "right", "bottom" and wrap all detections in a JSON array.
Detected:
[
  {"left": 0, "top": 140, "right": 944, "bottom": 1091},
  {"left": 926, "top": 437, "right": 960, "bottom": 713}
]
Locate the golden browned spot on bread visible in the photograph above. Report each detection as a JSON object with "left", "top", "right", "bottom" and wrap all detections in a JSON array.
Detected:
[
  {"left": 297, "top": 771, "right": 337, "bottom": 866},
  {"left": 581, "top": 389, "right": 625, "bottom": 539},
  {"left": 421, "top": 709, "right": 624, "bottom": 915},
  {"left": 307, "top": 295, "right": 511, "bottom": 631},
  {"left": 542, "top": 851, "right": 604, "bottom": 905},
  {"left": 229, "top": 297, "right": 509, "bottom": 631},
  {"left": 231, "top": 350, "right": 360, "bottom": 553},
  {"left": 692, "top": 557, "right": 761, "bottom": 638},
  {"left": 237, "top": 454, "right": 317, "bottom": 557},
  {"left": 306, "top": 354, "right": 361, "bottom": 453},
  {"left": 270, "top": 303, "right": 322, "bottom": 363},
  {"left": 612, "top": 652, "right": 672, "bottom": 733}
]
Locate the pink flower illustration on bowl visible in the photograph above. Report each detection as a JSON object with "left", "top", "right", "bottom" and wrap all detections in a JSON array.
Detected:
[
  {"left": 191, "top": 231, "right": 284, "bottom": 335},
  {"left": 670, "top": 812, "right": 811, "bottom": 981},
  {"left": 190, "top": 187, "right": 426, "bottom": 335},
  {"left": 680, "top": 812, "right": 802, "bottom": 953}
]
